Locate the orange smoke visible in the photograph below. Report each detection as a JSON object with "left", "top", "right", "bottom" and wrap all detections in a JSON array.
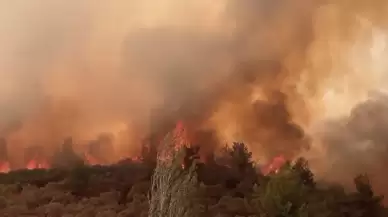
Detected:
[{"left": 1, "top": 0, "right": 388, "bottom": 198}]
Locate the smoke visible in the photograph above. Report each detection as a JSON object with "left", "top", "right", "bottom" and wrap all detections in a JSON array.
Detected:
[
  {"left": 301, "top": 0, "right": 388, "bottom": 197},
  {"left": 312, "top": 93, "right": 388, "bottom": 197},
  {"left": 1, "top": 0, "right": 388, "bottom": 195}
]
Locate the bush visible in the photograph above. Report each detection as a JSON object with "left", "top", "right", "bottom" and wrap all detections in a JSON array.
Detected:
[{"left": 65, "top": 165, "right": 92, "bottom": 197}]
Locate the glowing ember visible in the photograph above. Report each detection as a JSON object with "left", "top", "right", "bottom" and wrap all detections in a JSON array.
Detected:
[
  {"left": 26, "top": 159, "right": 50, "bottom": 170},
  {"left": 0, "top": 161, "right": 10, "bottom": 173}
]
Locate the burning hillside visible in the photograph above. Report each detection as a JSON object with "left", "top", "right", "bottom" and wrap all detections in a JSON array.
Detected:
[
  {"left": 0, "top": 121, "right": 288, "bottom": 178},
  {"left": 1, "top": 0, "right": 388, "bottom": 197}
]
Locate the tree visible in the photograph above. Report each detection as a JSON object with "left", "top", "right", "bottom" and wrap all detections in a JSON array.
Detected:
[
  {"left": 339, "top": 174, "right": 384, "bottom": 217},
  {"left": 148, "top": 132, "right": 202, "bottom": 217},
  {"left": 182, "top": 146, "right": 200, "bottom": 170},
  {"left": 291, "top": 158, "right": 315, "bottom": 188},
  {"left": 228, "top": 143, "right": 254, "bottom": 171},
  {"left": 218, "top": 143, "right": 256, "bottom": 176},
  {"left": 251, "top": 163, "right": 308, "bottom": 217},
  {"left": 250, "top": 160, "right": 332, "bottom": 217}
]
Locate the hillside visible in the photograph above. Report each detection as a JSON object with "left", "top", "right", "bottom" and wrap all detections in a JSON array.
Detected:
[{"left": 0, "top": 143, "right": 385, "bottom": 217}]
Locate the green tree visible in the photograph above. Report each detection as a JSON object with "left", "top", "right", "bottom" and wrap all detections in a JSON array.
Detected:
[
  {"left": 251, "top": 163, "right": 308, "bottom": 217},
  {"left": 251, "top": 160, "right": 331, "bottom": 217}
]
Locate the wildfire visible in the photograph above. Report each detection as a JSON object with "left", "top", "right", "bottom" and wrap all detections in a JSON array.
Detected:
[
  {"left": 0, "top": 120, "right": 288, "bottom": 174},
  {"left": 84, "top": 152, "right": 100, "bottom": 166},
  {"left": 173, "top": 120, "right": 190, "bottom": 150},
  {"left": 26, "top": 159, "right": 50, "bottom": 170},
  {"left": 154, "top": 121, "right": 191, "bottom": 169},
  {"left": 1, "top": 159, "right": 51, "bottom": 173},
  {"left": 130, "top": 156, "right": 142, "bottom": 163},
  {"left": 173, "top": 121, "right": 191, "bottom": 169},
  {"left": 261, "top": 155, "right": 286, "bottom": 175},
  {"left": 83, "top": 152, "right": 143, "bottom": 166},
  {"left": 0, "top": 161, "right": 10, "bottom": 173}
]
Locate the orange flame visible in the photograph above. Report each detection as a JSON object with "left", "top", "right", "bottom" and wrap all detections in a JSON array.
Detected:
[
  {"left": 261, "top": 155, "right": 286, "bottom": 175},
  {"left": 0, "top": 161, "right": 10, "bottom": 173},
  {"left": 173, "top": 120, "right": 189, "bottom": 150},
  {"left": 26, "top": 159, "right": 50, "bottom": 170},
  {"left": 130, "top": 156, "right": 142, "bottom": 163},
  {"left": 174, "top": 121, "right": 190, "bottom": 169},
  {"left": 84, "top": 152, "right": 100, "bottom": 165}
]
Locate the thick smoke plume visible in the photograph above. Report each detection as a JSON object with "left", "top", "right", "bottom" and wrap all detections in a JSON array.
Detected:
[
  {"left": 313, "top": 93, "right": 388, "bottom": 197},
  {"left": 1, "top": 0, "right": 388, "bottom": 195}
]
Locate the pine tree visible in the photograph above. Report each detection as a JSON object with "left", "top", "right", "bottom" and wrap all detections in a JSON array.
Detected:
[{"left": 223, "top": 142, "right": 258, "bottom": 184}]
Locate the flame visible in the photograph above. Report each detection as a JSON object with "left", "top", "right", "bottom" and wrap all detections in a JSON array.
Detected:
[
  {"left": 0, "top": 161, "right": 10, "bottom": 173},
  {"left": 261, "top": 155, "right": 286, "bottom": 175},
  {"left": 130, "top": 156, "right": 142, "bottom": 163},
  {"left": 173, "top": 121, "right": 190, "bottom": 169},
  {"left": 173, "top": 120, "right": 189, "bottom": 150},
  {"left": 26, "top": 159, "right": 50, "bottom": 170},
  {"left": 84, "top": 152, "right": 100, "bottom": 166},
  {"left": 156, "top": 121, "right": 191, "bottom": 169}
]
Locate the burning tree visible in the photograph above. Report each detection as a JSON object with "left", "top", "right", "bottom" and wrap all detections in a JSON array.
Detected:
[{"left": 148, "top": 122, "right": 202, "bottom": 217}]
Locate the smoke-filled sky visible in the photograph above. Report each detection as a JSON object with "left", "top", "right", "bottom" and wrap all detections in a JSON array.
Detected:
[{"left": 1, "top": 0, "right": 388, "bottom": 195}]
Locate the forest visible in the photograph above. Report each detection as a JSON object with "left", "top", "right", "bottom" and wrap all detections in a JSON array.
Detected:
[{"left": 0, "top": 135, "right": 385, "bottom": 217}]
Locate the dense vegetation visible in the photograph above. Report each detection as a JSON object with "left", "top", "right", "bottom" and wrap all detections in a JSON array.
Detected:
[{"left": 0, "top": 143, "right": 385, "bottom": 217}]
